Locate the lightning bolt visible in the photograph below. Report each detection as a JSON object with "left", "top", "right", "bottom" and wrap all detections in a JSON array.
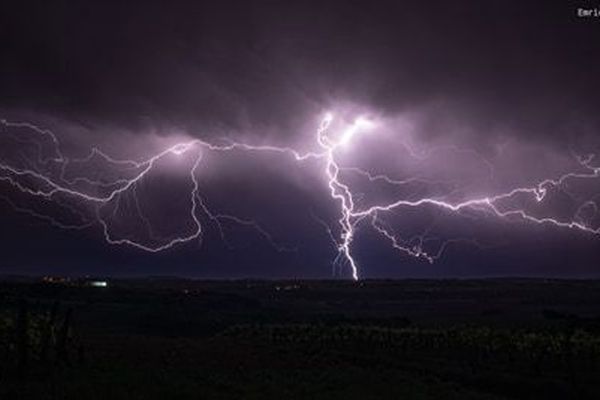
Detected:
[
  {"left": 316, "top": 116, "right": 600, "bottom": 279},
  {"left": 1, "top": 114, "right": 599, "bottom": 280}
]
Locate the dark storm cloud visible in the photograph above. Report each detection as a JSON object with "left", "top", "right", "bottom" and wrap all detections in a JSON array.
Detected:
[
  {"left": 2, "top": 1, "right": 599, "bottom": 143},
  {"left": 1, "top": 1, "right": 600, "bottom": 278}
]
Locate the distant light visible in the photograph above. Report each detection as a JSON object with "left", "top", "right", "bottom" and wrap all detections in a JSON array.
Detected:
[{"left": 89, "top": 280, "right": 108, "bottom": 288}]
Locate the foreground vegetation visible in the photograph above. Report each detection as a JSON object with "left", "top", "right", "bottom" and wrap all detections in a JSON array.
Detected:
[{"left": 1, "top": 278, "right": 599, "bottom": 399}]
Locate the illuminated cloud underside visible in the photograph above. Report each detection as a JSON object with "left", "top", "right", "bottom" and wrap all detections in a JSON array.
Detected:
[{"left": 0, "top": 114, "right": 599, "bottom": 280}]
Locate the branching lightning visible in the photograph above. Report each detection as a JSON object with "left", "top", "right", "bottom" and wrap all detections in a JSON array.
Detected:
[{"left": 1, "top": 114, "right": 599, "bottom": 280}]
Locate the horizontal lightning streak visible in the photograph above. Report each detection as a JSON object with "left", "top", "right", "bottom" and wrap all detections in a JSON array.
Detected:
[{"left": 1, "top": 116, "right": 599, "bottom": 280}]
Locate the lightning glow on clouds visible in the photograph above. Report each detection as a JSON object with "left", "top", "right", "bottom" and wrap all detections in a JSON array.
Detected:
[{"left": 1, "top": 111, "right": 599, "bottom": 280}]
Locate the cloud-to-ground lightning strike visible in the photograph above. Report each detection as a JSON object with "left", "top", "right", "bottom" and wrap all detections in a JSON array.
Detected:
[{"left": 1, "top": 114, "right": 599, "bottom": 280}]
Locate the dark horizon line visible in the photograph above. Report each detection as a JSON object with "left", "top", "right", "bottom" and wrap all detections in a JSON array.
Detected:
[{"left": 2, "top": 274, "right": 600, "bottom": 283}]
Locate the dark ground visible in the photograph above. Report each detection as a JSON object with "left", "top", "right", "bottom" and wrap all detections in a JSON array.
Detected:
[{"left": 1, "top": 278, "right": 599, "bottom": 399}]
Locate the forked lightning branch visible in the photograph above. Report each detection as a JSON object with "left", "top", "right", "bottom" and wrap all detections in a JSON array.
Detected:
[{"left": 1, "top": 114, "right": 599, "bottom": 280}]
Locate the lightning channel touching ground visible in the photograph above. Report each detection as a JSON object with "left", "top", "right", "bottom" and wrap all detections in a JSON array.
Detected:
[{"left": 1, "top": 115, "right": 599, "bottom": 279}]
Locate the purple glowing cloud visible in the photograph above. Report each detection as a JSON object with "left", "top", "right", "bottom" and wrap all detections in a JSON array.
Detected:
[{"left": 1, "top": 109, "right": 599, "bottom": 280}]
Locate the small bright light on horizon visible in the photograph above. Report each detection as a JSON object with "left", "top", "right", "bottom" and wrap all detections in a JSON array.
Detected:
[{"left": 89, "top": 280, "right": 108, "bottom": 288}]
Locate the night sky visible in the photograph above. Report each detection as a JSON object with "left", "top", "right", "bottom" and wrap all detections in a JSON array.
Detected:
[{"left": 1, "top": 1, "right": 599, "bottom": 279}]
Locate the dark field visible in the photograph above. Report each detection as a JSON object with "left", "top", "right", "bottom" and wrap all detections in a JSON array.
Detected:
[{"left": 1, "top": 278, "right": 600, "bottom": 399}]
